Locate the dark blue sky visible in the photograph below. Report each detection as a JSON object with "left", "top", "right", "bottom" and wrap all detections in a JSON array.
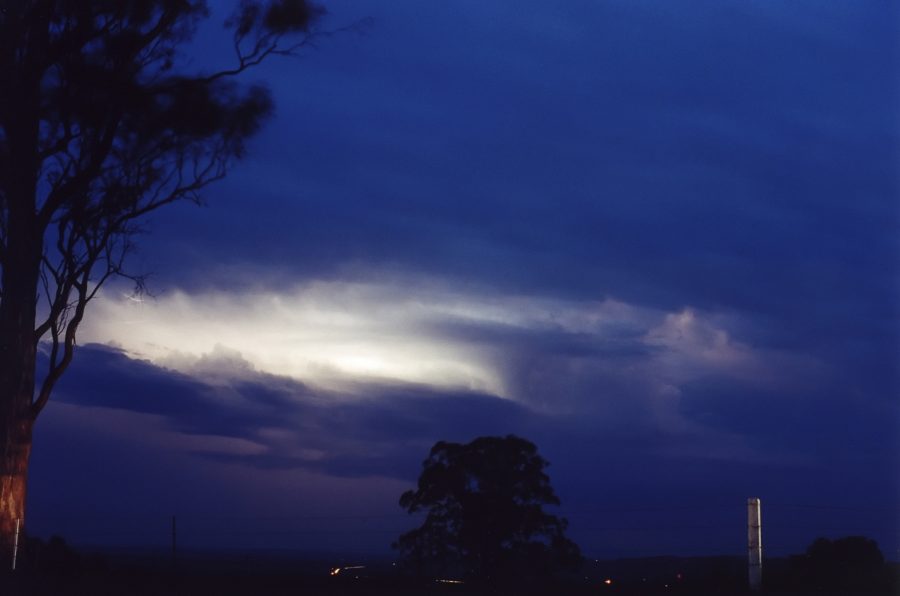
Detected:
[{"left": 27, "top": 0, "right": 900, "bottom": 560}]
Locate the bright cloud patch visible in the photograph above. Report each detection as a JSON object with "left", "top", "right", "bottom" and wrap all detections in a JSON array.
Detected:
[
  {"left": 78, "top": 279, "right": 799, "bottom": 418},
  {"left": 83, "top": 281, "right": 509, "bottom": 395}
]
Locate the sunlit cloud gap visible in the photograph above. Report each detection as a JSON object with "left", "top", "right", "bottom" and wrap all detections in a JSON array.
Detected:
[{"left": 77, "top": 280, "right": 785, "bottom": 403}]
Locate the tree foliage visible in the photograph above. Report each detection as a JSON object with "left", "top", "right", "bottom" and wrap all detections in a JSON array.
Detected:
[
  {"left": 0, "top": 0, "right": 343, "bottom": 555},
  {"left": 786, "top": 535, "right": 892, "bottom": 593},
  {"left": 0, "top": 0, "right": 326, "bottom": 415},
  {"left": 395, "top": 435, "right": 581, "bottom": 583}
]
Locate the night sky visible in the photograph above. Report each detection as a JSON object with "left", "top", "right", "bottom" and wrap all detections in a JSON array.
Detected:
[{"left": 27, "top": 0, "right": 900, "bottom": 559}]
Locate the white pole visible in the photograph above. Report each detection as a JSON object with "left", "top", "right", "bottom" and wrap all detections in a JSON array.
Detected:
[
  {"left": 11, "top": 518, "right": 20, "bottom": 571},
  {"left": 747, "top": 498, "right": 762, "bottom": 590}
]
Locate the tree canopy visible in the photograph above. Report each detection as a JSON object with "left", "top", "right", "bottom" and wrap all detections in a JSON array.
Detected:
[
  {"left": 395, "top": 435, "right": 581, "bottom": 584},
  {"left": 0, "top": 0, "right": 331, "bottom": 558},
  {"left": 786, "top": 536, "right": 891, "bottom": 593},
  {"left": 0, "top": 0, "right": 326, "bottom": 416}
]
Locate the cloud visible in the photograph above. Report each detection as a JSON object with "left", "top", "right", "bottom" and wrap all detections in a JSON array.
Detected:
[
  {"left": 77, "top": 281, "right": 812, "bottom": 420},
  {"left": 81, "top": 281, "right": 507, "bottom": 395},
  {"left": 132, "top": 0, "right": 899, "bottom": 433},
  {"left": 50, "top": 343, "right": 538, "bottom": 480},
  {"left": 25, "top": 0, "right": 899, "bottom": 556},
  {"left": 66, "top": 275, "right": 873, "bottom": 473},
  {"left": 36, "top": 334, "right": 898, "bottom": 555}
]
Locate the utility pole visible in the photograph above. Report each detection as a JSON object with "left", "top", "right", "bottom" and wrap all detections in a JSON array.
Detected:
[{"left": 747, "top": 497, "right": 762, "bottom": 590}]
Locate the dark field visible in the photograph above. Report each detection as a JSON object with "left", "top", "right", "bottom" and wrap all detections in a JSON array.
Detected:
[{"left": 0, "top": 548, "right": 896, "bottom": 596}]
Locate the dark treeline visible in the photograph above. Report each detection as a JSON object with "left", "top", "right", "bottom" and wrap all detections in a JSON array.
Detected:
[
  {"left": 0, "top": 533, "right": 897, "bottom": 595},
  {"left": 1, "top": 437, "right": 897, "bottom": 594}
]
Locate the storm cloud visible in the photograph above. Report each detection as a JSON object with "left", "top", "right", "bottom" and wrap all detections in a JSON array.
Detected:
[{"left": 24, "top": 0, "right": 899, "bottom": 559}]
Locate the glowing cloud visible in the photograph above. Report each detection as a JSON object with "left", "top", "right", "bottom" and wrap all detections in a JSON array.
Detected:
[{"left": 77, "top": 279, "right": 796, "bottom": 416}]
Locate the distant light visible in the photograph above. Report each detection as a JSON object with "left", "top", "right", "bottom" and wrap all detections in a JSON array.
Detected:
[
  {"left": 437, "top": 579, "right": 464, "bottom": 584},
  {"left": 330, "top": 565, "right": 365, "bottom": 577},
  {"left": 676, "top": 573, "right": 683, "bottom": 580},
  {"left": 604, "top": 578, "right": 613, "bottom": 585}
]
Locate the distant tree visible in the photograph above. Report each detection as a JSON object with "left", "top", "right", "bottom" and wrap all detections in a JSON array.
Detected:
[
  {"left": 787, "top": 536, "right": 890, "bottom": 593},
  {"left": 394, "top": 435, "right": 581, "bottom": 584},
  {"left": 0, "top": 0, "right": 343, "bottom": 561}
]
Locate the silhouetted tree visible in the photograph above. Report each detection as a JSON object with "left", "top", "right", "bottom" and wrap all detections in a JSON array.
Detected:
[
  {"left": 0, "top": 0, "right": 336, "bottom": 561},
  {"left": 395, "top": 435, "right": 581, "bottom": 585},
  {"left": 787, "top": 536, "right": 890, "bottom": 592}
]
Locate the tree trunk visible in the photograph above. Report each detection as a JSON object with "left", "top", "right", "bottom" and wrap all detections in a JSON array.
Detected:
[
  {"left": 0, "top": 212, "right": 41, "bottom": 568},
  {"left": 0, "top": 419, "right": 32, "bottom": 566},
  {"left": 0, "top": 68, "right": 42, "bottom": 567},
  {"left": 0, "top": 279, "right": 39, "bottom": 568},
  {"left": 0, "top": 260, "right": 40, "bottom": 567}
]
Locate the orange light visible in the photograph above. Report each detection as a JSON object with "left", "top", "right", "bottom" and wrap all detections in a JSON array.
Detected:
[{"left": 604, "top": 579, "right": 613, "bottom": 585}]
